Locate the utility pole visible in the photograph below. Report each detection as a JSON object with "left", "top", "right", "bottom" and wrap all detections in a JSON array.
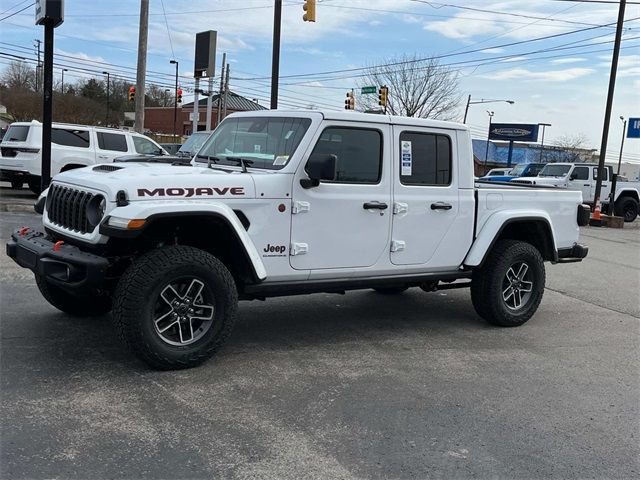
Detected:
[
  {"left": 223, "top": 63, "right": 230, "bottom": 119},
  {"left": 270, "top": 0, "right": 282, "bottom": 109},
  {"left": 205, "top": 74, "right": 214, "bottom": 130},
  {"left": 102, "top": 71, "right": 110, "bottom": 126},
  {"left": 192, "top": 77, "right": 200, "bottom": 134},
  {"left": 134, "top": 0, "right": 149, "bottom": 133},
  {"left": 34, "top": 39, "right": 41, "bottom": 92},
  {"left": 484, "top": 110, "right": 494, "bottom": 172},
  {"left": 216, "top": 52, "right": 226, "bottom": 126},
  {"left": 61, "top": 68, "right": 67, "bottom": 94},
  {"left": 593, "top": 0, "right": 626, "bottom": 212}
]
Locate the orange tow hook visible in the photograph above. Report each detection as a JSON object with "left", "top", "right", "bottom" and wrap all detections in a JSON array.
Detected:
[
  {"left": 18, "top": 227, "right": 30, "bottom": 236},
  {"left": 53, "top": 240, "right": 64, "bottom": 252}
]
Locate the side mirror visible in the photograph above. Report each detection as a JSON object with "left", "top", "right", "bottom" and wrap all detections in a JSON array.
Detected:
[
  {"left": 301, "top": 154, "right": 337, "bottom": 188},
  {"left": 569, "top": 173, "right": 577, "bottom": 181}
]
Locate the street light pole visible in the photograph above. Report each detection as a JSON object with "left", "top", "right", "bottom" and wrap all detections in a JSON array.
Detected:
[
  {"left": 538, "top": 123, "right": 551, "bottom": 162},
  {"left": 170, "top": 59, "right": 179, "bottom": 139},
  {"left": 484, "top": 111, "right": 494, "bottom": 172},
  {"left": 61, "top": 68, "right": 67, "bottom": 94},
  {"left": 102, "top": 71, "right": 110, "bottom": 126},
  {"left": 617, "top": 116, "right": 627, "bottom": 176},
  {"left": 463, "top": 96, "right": 514, "bottom": 123}
]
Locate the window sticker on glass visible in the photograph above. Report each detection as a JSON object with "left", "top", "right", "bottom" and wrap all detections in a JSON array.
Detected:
[
  {"left": 284, "top": 130, "right": 294, "bottom": 140},
  {"left": 274, "top": 155, "right": 289, "bottom": 166},
  {"left": 254, "top": 144, "right": 261, "bottom": 153},
  {"left": 401, "top": 140, "right": 412, "bottom": 176}
]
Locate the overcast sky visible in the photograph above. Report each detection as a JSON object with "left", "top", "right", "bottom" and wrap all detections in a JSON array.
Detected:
[{"left": 1, "top": 0, "right": 639, "bottom": 162}]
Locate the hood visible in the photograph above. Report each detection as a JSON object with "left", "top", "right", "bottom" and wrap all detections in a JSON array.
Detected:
[
  {"left": 52, "top": 163, "right": 258, "bottom": 201},
  {"left": 113, "top": 154, "right": 190, "bottom": 164},
  {"left": 517, "top": 176, "right": 567, "bottom": 186}
]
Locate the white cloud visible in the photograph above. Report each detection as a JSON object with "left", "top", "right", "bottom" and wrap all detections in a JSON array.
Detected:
[
  {"left": 488, "top": 67, "right": 595, "bottom": 82},
  {"left": 551, "top": 57, "right": 587, "bottom": 64},
  {"left": 481, "top": 48, "right": 505, "bottom": 54},
  {"left": 55, "top": 49, "right": 105, "bottom": 64},
  {"left": 501, "top": 56, "right": 528, "bottom": 63}
]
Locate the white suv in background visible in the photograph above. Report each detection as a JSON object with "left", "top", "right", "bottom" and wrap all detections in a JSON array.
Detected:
[{"left": 0, "top": 120, "right": 167, "bottom": 193}]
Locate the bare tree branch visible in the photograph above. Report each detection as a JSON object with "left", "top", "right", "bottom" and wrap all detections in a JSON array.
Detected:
[{"left": 357, "top": 54, "right": 461, "bottom": 119}]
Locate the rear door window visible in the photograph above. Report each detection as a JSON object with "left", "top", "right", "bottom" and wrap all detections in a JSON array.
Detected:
[
  {"left": 97, "top": 132, "right": 128, "bottom": 152},
  {"left": 3, "top": 125, "right": 29, "bottom": 142},
  {"left": 51, "top": 128, "right": 90, "bottom": 148},
  {"left": 572, "top": 166, "right": 589, "bottom": 180}
]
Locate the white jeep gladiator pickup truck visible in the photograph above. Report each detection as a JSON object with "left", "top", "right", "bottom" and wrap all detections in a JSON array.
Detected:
[{"left": 7, "top": 111, "right": 590, "bottom": 369}]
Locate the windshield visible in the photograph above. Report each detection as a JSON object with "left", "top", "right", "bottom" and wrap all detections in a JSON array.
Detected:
[
  {"left": 539, "top": 164, "right": 571, "bottom": 177},
  {"left": 195, "top": 116, "right": 312, "bottom": 170},
  {"left": 509, "top": 164, "right": 526, "bottom": 176},
  {"left": 178, "top": 132, "right": 210, "bottom": 157}
]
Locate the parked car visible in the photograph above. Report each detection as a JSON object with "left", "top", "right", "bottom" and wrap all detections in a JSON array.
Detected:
[
  {"left": 114, "top": 131, "right": 212, "bottom": 164},
  {"left": 160, "top": 143, "right": 181, "bottom": 155},
  {"left": 7, "top": 110, "right": 589, "bottom": 369},
  {"left": 480, "top": 163, "right": 545, "bottom": 182},
  {"left": 0, "top": 120, "right": 167, "bottom": 193},
  {"left": 485, "top": 167, "right": 511, "bottom": 176}
]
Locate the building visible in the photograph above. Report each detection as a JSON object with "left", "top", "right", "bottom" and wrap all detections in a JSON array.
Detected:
[{"left": 144, "top": 92, "right": 265, "bottom": 137}]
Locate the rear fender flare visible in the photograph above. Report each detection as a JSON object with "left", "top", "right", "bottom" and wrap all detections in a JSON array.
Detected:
[{"left": 464, "top": 211, "right": 556, "bottom": 267}]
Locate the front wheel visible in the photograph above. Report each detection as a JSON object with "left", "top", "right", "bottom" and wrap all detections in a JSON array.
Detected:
[
  {"left": 615, "top": 197, "right": 639, "bottom": 223},
  {"left": 28, "top": 177, "right": 41, "bottom": 195},
  {"left": 471, "top": 240, "right": 545, "bottom": 327},
  {"left": 112, "top": 246, "right": 238, "bottom": 370}
]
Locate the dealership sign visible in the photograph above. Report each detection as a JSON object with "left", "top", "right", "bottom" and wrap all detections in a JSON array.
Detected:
[{"left": 489, "top": 123, "right": 539, "bottom": 142}]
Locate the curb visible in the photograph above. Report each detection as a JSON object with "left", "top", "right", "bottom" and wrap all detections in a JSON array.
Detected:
[{"left": 0, "top": 203, "right": 37, "bottom": 214}]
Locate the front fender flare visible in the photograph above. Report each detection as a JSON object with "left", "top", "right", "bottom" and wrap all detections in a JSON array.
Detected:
[
  {"left": 464, "top": 210, "right": 556, "bottom": 267},
  {"left": 100, "top": 201, "right": 267, "bottom": 281}
]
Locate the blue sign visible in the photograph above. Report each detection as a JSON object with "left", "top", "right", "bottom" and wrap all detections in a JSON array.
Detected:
[
  {"left": 489, "top": 123, "right": 539, "bottom": 142},
  {"left": 628, "top": 118, "right": 640, "bottom": 138}
]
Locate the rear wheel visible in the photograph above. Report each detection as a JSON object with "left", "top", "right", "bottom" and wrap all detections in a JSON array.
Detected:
[
  {"left": 471, "top": 240, "right": 545, "bottom": 327},
  {"left": 615, "top": 197, "right": 639, "bottom": 223},
  {"left": 36, "top": 274, "right": 112, "bottom": 316},
  {"left": 112, "top": 246, "right": 238, "bottom": 370}
]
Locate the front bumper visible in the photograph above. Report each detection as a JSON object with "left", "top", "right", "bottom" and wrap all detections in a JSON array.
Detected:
[
  {"left": 0, "top": 169, "right": 33, "bottom": 183},
  {"left": 556, "top": 243, "right": 589, "bottom": 263},
  {"left": 6, "top": 228, "right": 108, "bottom": 290}
]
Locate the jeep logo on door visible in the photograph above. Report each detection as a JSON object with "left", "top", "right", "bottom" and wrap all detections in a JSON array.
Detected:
[
  {"left": 263, "top": 244, "right": 287, "bottom": 257},
  {"left": 137, "top": 187, "right": 245, "bottom": 197}
]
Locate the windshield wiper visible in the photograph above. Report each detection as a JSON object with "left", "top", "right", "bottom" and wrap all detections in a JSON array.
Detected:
[
  {"left": 225, "top": 157, "right": 254, "bottom": 173},
  {"left": 196, "top": 154, "right": 223, "bottom": 168}
]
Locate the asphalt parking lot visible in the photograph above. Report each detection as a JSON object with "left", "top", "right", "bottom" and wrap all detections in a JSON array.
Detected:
[{"left": 1, "top": 189, "right": 638, "bottom": 479}]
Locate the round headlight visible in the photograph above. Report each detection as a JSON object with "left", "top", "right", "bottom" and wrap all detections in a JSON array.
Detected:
[{"left": 87, "top": 195, "right": 106, "bottom": 227}]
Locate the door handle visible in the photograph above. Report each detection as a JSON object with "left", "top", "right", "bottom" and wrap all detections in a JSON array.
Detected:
[
  {"left": 98, "top": 155, "right": 109, "bottom": 159},
  {"left": 363, "top": 202, "right": 388, "bottom": 210},
  {"left": 583, "top": 184, "right": 590, "bottom": 186},
  {"left": 431, "top": 202, "right": 452, "bottom": 211}
]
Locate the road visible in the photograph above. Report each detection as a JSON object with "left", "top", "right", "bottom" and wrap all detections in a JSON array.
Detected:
[{"left": 1, "top": 211, "right": 638, "bottom": 479}]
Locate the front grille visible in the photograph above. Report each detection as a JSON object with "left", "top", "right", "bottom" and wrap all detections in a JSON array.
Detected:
[
  {"left": 511, "top": 179, "right": 534, "bottom": 185},
  {"left": 46, "top": 184, "right": 96, "bottom": 234}
]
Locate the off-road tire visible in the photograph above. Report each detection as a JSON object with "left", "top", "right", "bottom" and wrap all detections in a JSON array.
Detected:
[
  {"left": 373, "top": 286, "right": 409, "bottom": 294},
  {"left": 112, "top": 246, "right": 238, "bottom": 370},
  {"left": 10, "top": 180, "right": 23, "bottom": 189},
  {"left": 471, "top": 240, "right": 545, "bottom": 327},
  {"left": 35, "top": 274, "right": 112, "bottom": 316},
  {"left": 615, "top": 197, "right": 639, "bottom": 223}
]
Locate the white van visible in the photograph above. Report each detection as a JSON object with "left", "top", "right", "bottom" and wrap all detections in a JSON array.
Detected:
[{"left": 0, "top": 121, "right": 167, "bottom": 193}]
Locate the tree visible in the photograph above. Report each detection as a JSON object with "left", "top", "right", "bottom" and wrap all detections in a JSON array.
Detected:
[
  {"left": 547, "top": 133, "right": 593, "bottom": 162},
  {"left": 0, "top": 61, "right": 36, "bottom": 91},
  {"left": 357, "top": 54, "right": 460, "bottom": 119},
  {"left": 146, "top": 84, "right": 174, "bottom": 107}
]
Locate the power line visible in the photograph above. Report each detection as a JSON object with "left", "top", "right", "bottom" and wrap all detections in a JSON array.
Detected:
[
  {"left": 159, "top": 0, "right": 176, "bottom": 61},
  {"left": 0, "top": 0, "right": 32, "bottom": 16},
  {"left": 0, "top": 2, "right": 33, "bottom": 22}
]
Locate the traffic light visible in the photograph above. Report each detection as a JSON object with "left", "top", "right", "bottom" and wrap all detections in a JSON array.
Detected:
[
  {"left": 303, "top": 0, "right": 316, "bottom": 22},
  {"left": 176, "top": 88, "right": 183, "bottom": 103},
  {"left": 128, "top": 86, "right": 135, "bottom": 102},
  {"left": 378, "top": 86, "right": 388, "bottom": 107},
  {"left": 345, "top": 90, "right": 355, "bottom": 110}
]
